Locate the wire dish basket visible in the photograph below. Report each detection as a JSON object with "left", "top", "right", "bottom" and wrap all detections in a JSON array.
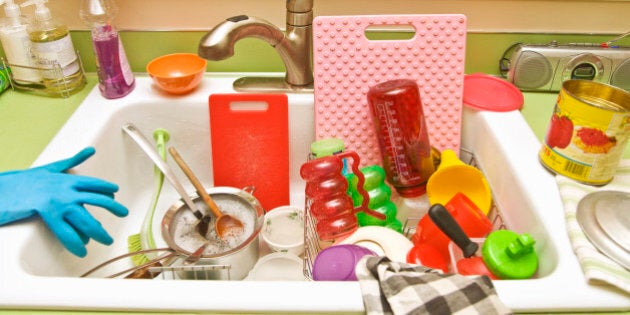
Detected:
[
  {"left": 1, "top": 55, "right": 87, "bottom": 98},
  {"left": 303, "top": 148, "right": 508, "bottom": 280},
  {"left": 148, "top": 264, "right": 232, "bottom": 280},
  {"left": 80, "top": 248, "right": 234, "bottom": 280}
]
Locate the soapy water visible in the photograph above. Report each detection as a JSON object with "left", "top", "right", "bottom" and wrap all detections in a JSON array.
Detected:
[{"left": 171, "top": 196, "right": 257, "bottom": 256}]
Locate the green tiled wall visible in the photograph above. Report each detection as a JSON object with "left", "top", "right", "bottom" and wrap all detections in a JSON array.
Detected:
[
  {"left": 60, "top": 31, "right": 629, "bottom": 77},
  {"left": 2, "top": 30, "right": 628, "bottom": 76}
]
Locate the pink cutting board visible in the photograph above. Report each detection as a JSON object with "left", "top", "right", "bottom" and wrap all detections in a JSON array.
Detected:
[
  {"left": 313, "top": 14, "right": 467, "bottom": 167},
  {"left": 209, "top": 94, "right": 290, "bottom": 211}
]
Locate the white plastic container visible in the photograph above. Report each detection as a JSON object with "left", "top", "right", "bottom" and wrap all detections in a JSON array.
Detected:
[
  {"left": 247, "top": 252, "right": 305, "bottom": 281},
  {"left": 261, "top": 206, "right": 305, "bottom": 256}
]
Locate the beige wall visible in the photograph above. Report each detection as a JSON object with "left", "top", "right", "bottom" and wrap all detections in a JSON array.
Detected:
[{"left": 42, "top": 0, "right": 628, "bottom": 34}]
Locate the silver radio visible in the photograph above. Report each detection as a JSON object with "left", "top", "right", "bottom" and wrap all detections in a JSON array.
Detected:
[{"left": 500, "top": 41, "right": 630, "bottom": 92}]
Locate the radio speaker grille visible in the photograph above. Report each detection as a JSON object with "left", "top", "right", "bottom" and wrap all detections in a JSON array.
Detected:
[{"left": 513, "top": 51, "right": 552, "bottom": 90}]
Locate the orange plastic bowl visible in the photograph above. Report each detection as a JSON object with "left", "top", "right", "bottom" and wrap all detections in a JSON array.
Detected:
[{"left": 146, "top": 53, "right": 207, "bottom": 94}]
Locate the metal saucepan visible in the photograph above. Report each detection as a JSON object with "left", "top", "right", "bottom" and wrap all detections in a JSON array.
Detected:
[{"left": 161, "top": 186, "right": 264, "bottom": 280}]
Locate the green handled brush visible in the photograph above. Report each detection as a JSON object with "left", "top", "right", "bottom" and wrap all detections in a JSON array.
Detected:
[{"left": 128, "top": 128, "right": 170, "bottom": 266}]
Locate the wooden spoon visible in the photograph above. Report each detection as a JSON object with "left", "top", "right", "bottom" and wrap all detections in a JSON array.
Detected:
[{"left": 168, "top": 147, "right": 245, "bottom": 239}]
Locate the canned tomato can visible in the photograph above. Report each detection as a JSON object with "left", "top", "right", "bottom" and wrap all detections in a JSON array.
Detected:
[{"left": 539, "top": 80, "right": 630, "bottom": 185}]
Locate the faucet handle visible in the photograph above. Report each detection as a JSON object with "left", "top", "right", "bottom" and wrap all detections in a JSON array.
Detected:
[{"left": 227, "top": 15, "right": 249, "bottom": 23}]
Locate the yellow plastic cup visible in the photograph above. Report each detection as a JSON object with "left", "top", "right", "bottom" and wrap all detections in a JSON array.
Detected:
[{"left": 426, "top": 149, "right": 492, "bottom": 215}]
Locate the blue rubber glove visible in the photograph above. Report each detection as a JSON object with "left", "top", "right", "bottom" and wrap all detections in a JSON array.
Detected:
[{"left": 0, "top": 147, "right": 128, "bottom": 257}]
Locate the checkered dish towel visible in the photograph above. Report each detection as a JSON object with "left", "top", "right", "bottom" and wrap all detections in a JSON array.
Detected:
[
  {"left": 356, "top": 256, "right": 512, "bottom": 315},
  {"left": 556, "top": 159, "right": 630, "bottom": 294}
]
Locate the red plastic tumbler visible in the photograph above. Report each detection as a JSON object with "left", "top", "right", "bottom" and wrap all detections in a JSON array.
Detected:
[{"left": 301, "top": 151, "right": 385, "bottom": 242}]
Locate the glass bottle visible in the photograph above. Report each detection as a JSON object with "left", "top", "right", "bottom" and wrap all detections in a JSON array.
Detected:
[
  {"left": 367, "top": 79, "right": 435, "bottom": 197},
  {"left": 80, "top": 0, "right": 135, "bottom": 99},
  {"left": 22, "top": 0, "right": 86, "bottom": 96},
  {"left": 0, "top": 0, "right": 42, "bottom": 85}
]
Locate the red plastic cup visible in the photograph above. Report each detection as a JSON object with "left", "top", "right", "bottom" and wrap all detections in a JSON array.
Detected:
[
  {"left": 406, "top": 243, "right": 448, "bottom": 273},
  {"left": 413, "top": 192, "right": 493, "bottom": 261}
]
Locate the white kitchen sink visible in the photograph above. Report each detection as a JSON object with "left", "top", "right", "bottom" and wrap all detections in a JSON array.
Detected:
[{"left": 0, "top": 75, "right": 627, "bottom": 313}]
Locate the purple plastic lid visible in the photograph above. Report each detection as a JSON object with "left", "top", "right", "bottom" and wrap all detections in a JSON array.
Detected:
[
  {"left": 312, "top": 244, "right": 376, "bottom": 281},
  {"left": 350, "top": 244, "right": 377, "bottom": 260}
]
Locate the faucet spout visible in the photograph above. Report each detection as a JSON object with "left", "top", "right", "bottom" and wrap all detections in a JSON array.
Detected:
[
  {"left": 198, "top": 15, "right": 285, "bottom": 61},
  {"left": 198, "top": 0, "right": 314, "bottom": 91}
]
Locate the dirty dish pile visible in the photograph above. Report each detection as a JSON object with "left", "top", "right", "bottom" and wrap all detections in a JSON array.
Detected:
[
  {"left": 147, "top": 53, "right": 206, "bottom": 94},
  {"left": 302, "top": 75, "right": 508, "bottom": 280},
  {"left": 299, "top": 148, "right": 512, "bottom": 279}
]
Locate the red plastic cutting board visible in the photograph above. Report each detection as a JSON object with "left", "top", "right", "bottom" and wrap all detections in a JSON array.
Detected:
[{"left": 209, "top": 93, "right": 289, "bottom": 211}]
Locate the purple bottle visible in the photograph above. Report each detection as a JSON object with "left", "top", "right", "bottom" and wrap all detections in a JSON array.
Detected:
[{"left": 80, "top": 0, "right": 135, "bottom": 99}]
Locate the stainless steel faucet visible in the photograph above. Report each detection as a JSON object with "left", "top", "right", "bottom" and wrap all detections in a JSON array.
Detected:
[{"left": 198, "top": 0, "right": 314, "bottom": 92}]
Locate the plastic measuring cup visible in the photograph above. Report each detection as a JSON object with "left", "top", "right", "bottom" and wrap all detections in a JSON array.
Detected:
[
  {"left": 367, "top": 79, "right": 435, "bottom": 197},
  {"left": 426, "top": 149, "right": 492, "bottom": 215}
]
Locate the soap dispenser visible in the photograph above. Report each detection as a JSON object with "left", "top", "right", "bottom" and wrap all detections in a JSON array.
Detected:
[
  {"left": 79, "top": 0, "right": 134, "bottom": 99},
  {"left": 0, "top": 0, "right": 42, "bottom": 85},
  {"left": 21, "top": 0, "right": 85, "bottom": 95}
]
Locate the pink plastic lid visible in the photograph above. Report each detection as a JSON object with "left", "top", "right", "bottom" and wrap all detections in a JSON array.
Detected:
[{"left": 463, "top": 73, "right": 524, "bottom": 112}]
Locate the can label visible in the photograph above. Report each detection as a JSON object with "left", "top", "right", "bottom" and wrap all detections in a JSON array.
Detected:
[{"left": 539, "top": 81, "right": 630, "bottom": 185}]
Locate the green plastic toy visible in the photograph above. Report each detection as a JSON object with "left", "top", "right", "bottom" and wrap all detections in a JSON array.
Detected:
[
  {"left": 481, "top": 230, "right": 538, "bottom": 279},
  {"left": 348, "top": 165, "right": 403, "bottom": 232}
]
